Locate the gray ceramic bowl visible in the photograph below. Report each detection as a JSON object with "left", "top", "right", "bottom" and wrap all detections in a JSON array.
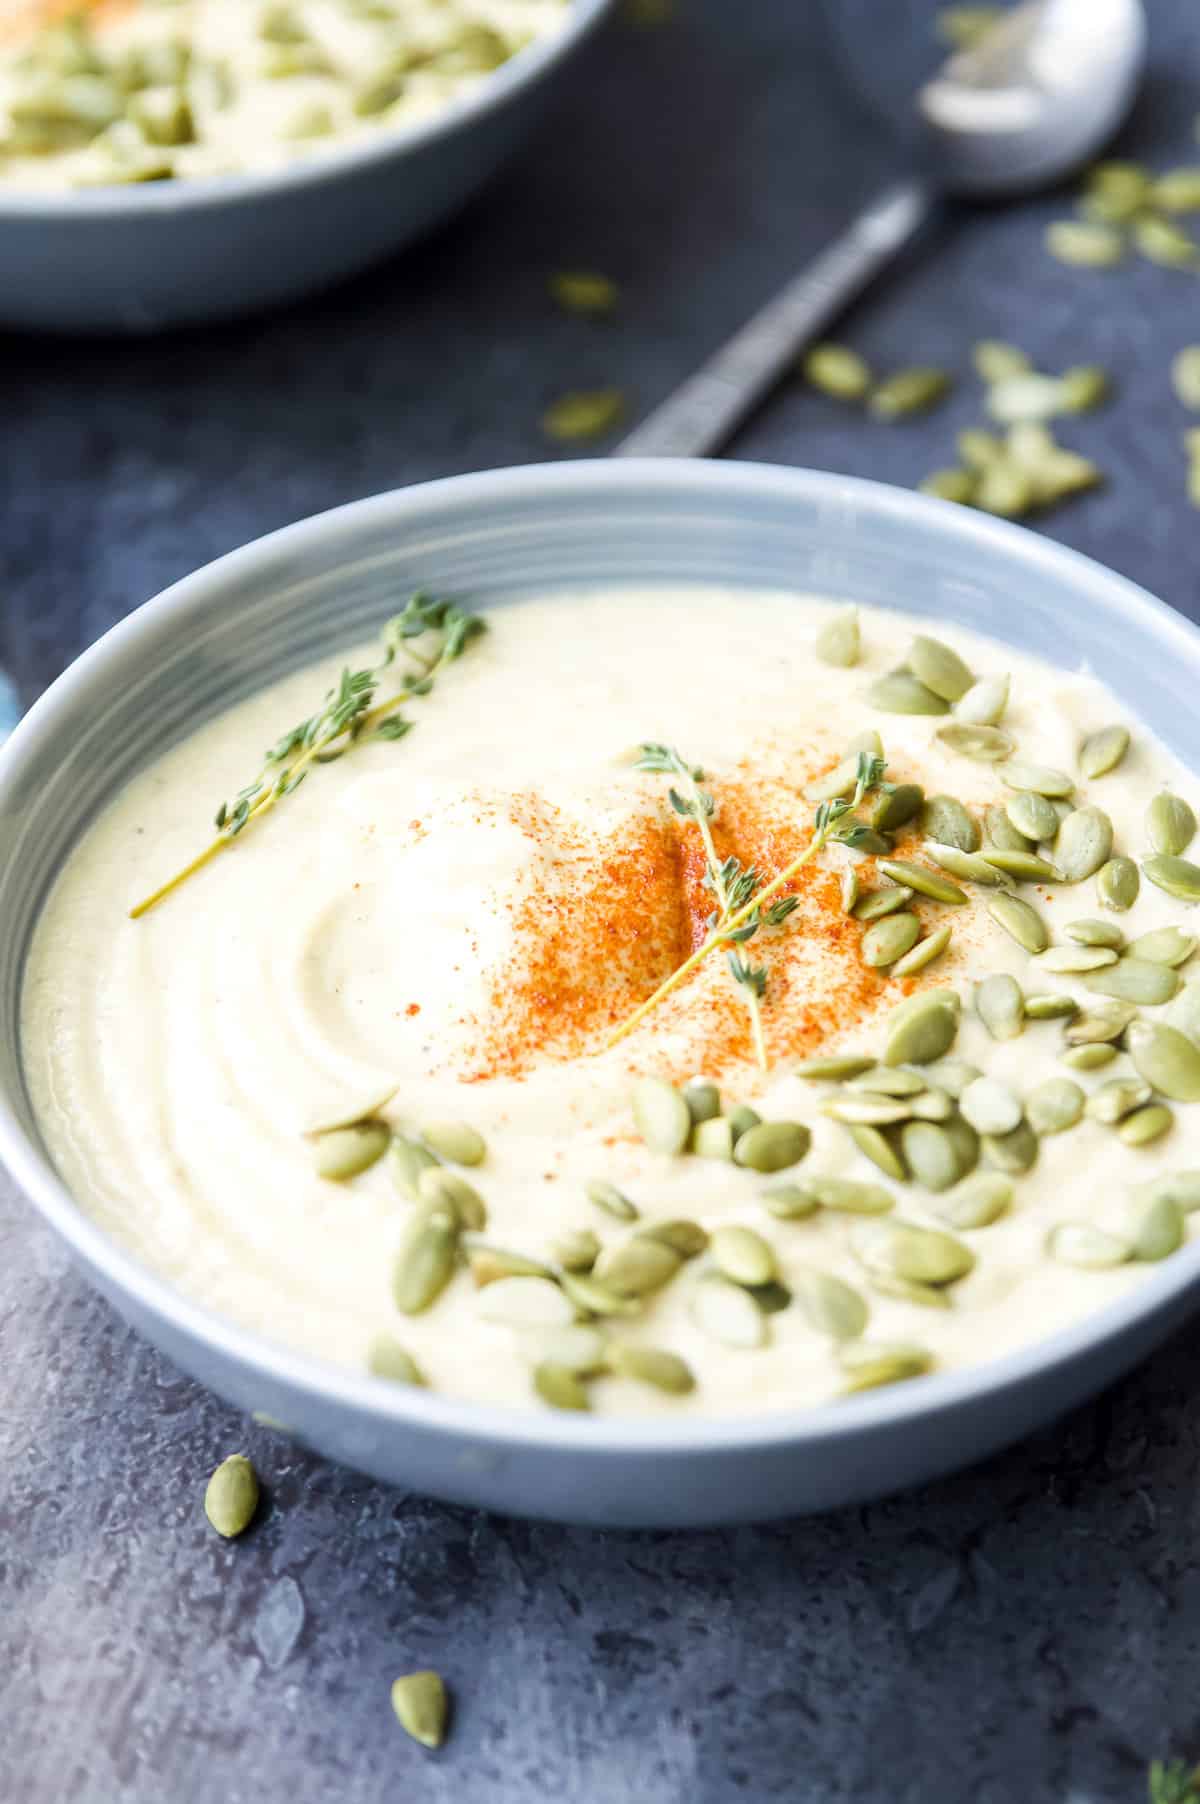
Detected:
[
  {"left": 3, "top": 458, "right": 1200, "bottom": 1527},
  {"left": 0, "top": 0, "right": 611, "bottom": 334}
]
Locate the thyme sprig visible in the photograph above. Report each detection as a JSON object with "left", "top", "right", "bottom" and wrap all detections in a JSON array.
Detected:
[
  {"left": 130, "top": 594, "right": 484, "bottom": 919},
  {"left": 635, "top": 744, "right": 798, "bottom": 1070},
  {"left": 609, "top": 749, "right": 886, "bottom": 1052}
]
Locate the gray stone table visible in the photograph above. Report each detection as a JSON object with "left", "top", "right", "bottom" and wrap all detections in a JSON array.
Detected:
[{"left": 5, "top": 2, "right": 1200, "bottom": 1799}]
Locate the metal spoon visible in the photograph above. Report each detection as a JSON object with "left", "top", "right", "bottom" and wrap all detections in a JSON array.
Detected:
[{"left": 615, "top": 0, "right": 1146, "bottom": 460}]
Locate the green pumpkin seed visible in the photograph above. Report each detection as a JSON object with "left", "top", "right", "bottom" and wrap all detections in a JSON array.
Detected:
[
  {"left": 542, "top": 388, "right": 627, "bottom": 441},
  {"left": 1031, "top": 945, "right": 1118, "bottom": 975},
  {"left": 793, "top": 1269, "right": 868, "bottom": 1340},
  {"left": 524, "top": 1324, "right": 608, "bottom": 1374},
  {"left": 558, "top": 1271, "right": 640, "bottom": 1318},
  {"left": 204, "top": 1454, "right": 259, "bottom": 1539},
  {"left": 468, "top": 1243, "right": 554, "bottom": 1287},
  {"left": 1045, "top": 219, "right": 1125, "bottom": 267},
  {"left": 838, "top": 1341, "right": 933, "bottom": 1392},
  {"left": 865, "top": 1271, "right": 951, "bottom": 1310},
  {"left": 419, "top": 1121, "right": 486, "bottom": 1166},
  {"left": 823, "top": 1093, "right": 913, "bottom": 1127},
  {"left": 1128, "top": 927, "right": 1197, "bottom": 967},
  {"left": 841, "top": 867, "right": 860, "bottom": 913},
  {"left": 959, "top": 1076, "right": 1023, "bottom": 1137},
  {"left": 1084, "top": 959, "right": 1181, "bottom": 1006},
  {"left": 726, "top": 1104, "right": 762, "bottom": 1141},
  {"left": 954, "top": 674, "right": 1010, "bottom": 726},
  {"left": 1165, "top": 978, "right": 1200, "bottom": 1044},
  {"left": 847, "top": 1122, "right": 908, "bottom": 1180},
  {"left": 711, "top": 1225, "right": 777, "bottom": 1286},
  {"left": 632, "top": 1077, "right": 692, "bottom": 1155},
  {"left": 975, "top": 972, "right": 1024, "bottom": 1040},
  {"left": 1002, "top": 762, "right": 1075, "bottom": 799},
  {"left": 1125, "top": 1019, "right": 1200, "bottom": 1100},
  {"left": 1025, "top": 1077, "right": 1085, "bottom": 1136},
  {"left": 1005, "top": 791, "right": 1059, "bottom": 842},
  {"left": 985, "top": 803, "right": 1033, "bottom": 852},
  {"left": 1143, "top": 854, "right": 1200, "bottom": 903},
  {"left": 609, "top": 1344, "right": 696, "bottom": 1394},
  {"left": 853, "top": 1219, "right": 975, "bottom": 1285},
  {"left": 1024, "top": 995, "right": 1078, "bottom": 1024},
  {"left": 745, "top": 1279, "right": 792, "bottom": 1315},
  {"left": 867, "top": 783, "right": 925, "bottom": 833},
  {"left": 921, "top": 1056, "right": 981, "bottom": 1098},
  {"left": 638, "top": 1218, "right": 709, "bottom": 1259},
  {"left": 1135, "top": 1170, "right": 1200, "bottom": 1213},
  {"left": 1085, "top": 1078, "right": 1153, "bottom": 1125},
  {"left": 367, "top": 1337, "right": 427, "bottom": 1385},
  {"left": 692, "top": 1116, "right": 736, "bottom": 1160},
  {"left": 1147, "top": 792, "right": 1197, "bottom": 857},
  {"left": 814, "top": 604, "right": 863, "bottom": 666},
  {"left": 920, "top": 469, "right": 976, "bottom": 504},
  {"left": 691, "top": 1273, "right": 767, "bottom": 1349},
  {"left": 1097, "top": 855, "right": 1140, "bottom": 912},
  {"left": 1134, "top": 214, "right": 1200, "bottom": 269},
  {"left": 682, "top": 1079, "right": 721, "bottom": 1125},
  {"left": 1079, "top": 725, "right": 1130, "bottom": 779},
  {"left": 932, "top": 1172, "right": 1013, "bottom": 1230},
  {"left": 393, "top": 1208, "right": 459, "bottom": 1315},
  {"left": 876, "top": 858, "right": 968, "bottom": 905},
  {"left": 390, "top": 1668, "right": 449, "bottom": 1748},
  {"left": 1053, "top": 806, "right": 1114, "bottom": 882},
  {"left": 548, "top": 270, "right": 618, "bottom": 315},
  {"left": 1048, "top": 1223, "right": 1131, "bottom": 1269},
  {"left": 980, "top": 850, "right": 1059, "bottom": 883},
  {"left": 1129, "top": 1194, "right": 1185, "bottom": 1262},
  {"left": 906, "top": 1088, "right": 954, "bottom": 1121},
  {"left": 313, "top": 1120, "right": 390, "bottom": 1181},
  {"left": 898, "top": 1121, "right": 960, "bottom": 1192},
  {"left": 593, "top": 1237, "right": 681, "bottom": 1297},
  {"left": 987, "top": 891, "right": 1049, "bottom": 954},
  {"left": 981, "top": 1119, "right": 1038, "bottom": 1174},
  {"left": 534, "top": 1362, "right": 591, "bottom": 1411},
  {"left": 1065, "top": 918, "right": 1125, "bottom": 949},
  {"left": 972, "top": 339, "right": 1030, "bottom": 381},
  {"left": 891, "top": 925, "right": 954, "bottom": 978},
  {"left": 936, "top": 722, "right": 1016, "bottom": 762},
  {"left": 763, "top": 1182, "right": 821, "bottom": 1219},
  {"left": 867, "top": 671, "right": 950, "bottom": 715},
  {"left": 943, "top": 1113, "right": 980, "bottom": 1179},
  {"left": 973, "top": 458, "right": 1034, "bottom": 517},
  {"left": 883, "top": 989, "right": 961, "bottom": 1066},
  {"left": 548, "top": 1230, "right": 600, "bottom": 1274},
  {"left": 869, "top": 367, "right": 952, "bottom": 420},
  {"left": 390, "top": 1133, "right": 440, "bottom": 1199},
  {"left": 417, "top": 1165, "right": 486, "bottom": 1231},
  {"left": 733, "top": 1120, "right": 811, "bottom": 1173},
  {"left": 908, "top": 635, "right": 973, "bottom": 702},
  {"left": 923, "top": 841, "right": 1008, "bottom": 886},
  {"left": 807, "top": 753, "right": 865, "bottom": 803},
  {"left": 797, "top": 1175, "right": 895, "bottom": 1215},
  {"left": 477, "top": 1275, "right": 577, "bottom": 1328},
  {"left": 805, "top": 348, "right": 872, "bottom": 403},
  {"left": 862, "top": 912, "right": 921, "bottom": 968},
  {"left": 854, "top": 884, "right": 915, "bottom": 922},
  {"left": 1064, "top": 1001, "right": 1137, "bottom": 1044},
  {"left": 1062, "top": 1043, "right": 1119, "bottom": 1071},
  {"left": 848, "top": 1067, "right": 927, "bottom": 1096},
  {"left": 1119, "top": 1104, "right": 1174, "bottom": 1147},
  {"left": 1171, "top": 344, "right": 1200, "bottom": 406},
  {"left": 922, "top": 796, "right": 980, "bottom": 851},
  {"left": 585, "top": 1179, "right": 639, "bottom": 1222},
  {"left": 795, "top": 1054, "right": 877, "bottom": 1080}
]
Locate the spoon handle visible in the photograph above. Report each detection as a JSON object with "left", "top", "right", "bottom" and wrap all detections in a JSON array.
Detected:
[{"left": 614, "top": 180, "right": 934, "bottom": 460}]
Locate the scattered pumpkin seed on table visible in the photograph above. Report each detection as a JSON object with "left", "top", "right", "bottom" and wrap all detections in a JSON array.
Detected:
[
  {"left": 805, "top": 345, "right": 872, "bottom": 402},
  {"left": 391, "top": 1672, "right": 449, "bottom": 1750},
  {"left": 869, "top": 368, "right": 952, "bottom": 419},
  {"left": 204, "top": 1454, "right": 259, "bottom": 1540},
  {"left": 541, "top": 389, "right": 627, "bottom": 441},
  {"left": 548, "top": 271, "right": 618, "bottom": 315}
]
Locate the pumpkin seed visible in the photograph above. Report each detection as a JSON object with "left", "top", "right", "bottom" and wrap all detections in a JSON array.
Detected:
[
  {"left": 954, "top": 674, "right": 1010, "bottom": 726},
  {"left": 958, "top": 426, "right": 1005, "bottom": 466},
  {"left": 920, "top": 468, "right": 975, "bottom": 503},
  {"left": 1002, "top": 761, "right": 1075, "bottom": 798},
  {"left": 847, "top": 728, "right": 886, "bottom": 760},
  {"left": 763, "top": 1182, "right": 821, "bottom": 1219},
  {"left": 1125, "top": 1019, "right": 1200, "bottom": 1100},
  {"left": 1097, "top": 855, "right": 1140, "bottom": 911},
  {"left": 523, "top": 1323, "right": 608, "bottom": 1374},
  {"left": 793, "top": 1269, "right": 868, "bottom": 1340},
  {"left": 865, "top": 1271, "right": 952, "bottom": 1310},
  {"left": 862, "top": 912, "right": 922, "bottom": 968},
  {"left": 959, "top": 1076, "right": 1023, "bottom": 1137},
  {"left": 891, "top": 925, "right": 954, "bottom": 978},
  {"left": 1165, "top": 978, "right": 1200, "bottom": 1044},
  {"left": 1143, "top": 854, "right": 1200, "bottom": 903},
  {"left": 932, "top": 1172, "right": 1013, "bottom": 1229},
  {"left": 973, "top": 459, "right": 1035, "bottom": 517},
  {"left": 638, "top": 1218, "right": 709, "bottom": 1259},
  {"left": 814, "top": 604, "right": 863, "bottom": 666},
  {"left": 1079, "top": 725, "right": 1129, "bottom": 779},
  {"left": 987, "top": 891, "right": 1049, "bottom": 954},
  {"left": 1045, "top": 219, "right": 1125, "bottom": 266},
  {"left": 1129, "top": 927, "right": 1196, "bottom": 968},
  {"left": 1005, "top": 791, "right": 1059, "bottom": 843},
  {"left": 549, "top": 1230, "right": 600, "bottom": 1274},
  {"left": 980, "top": 850, "right": 1059, "bottom": 883},
  {"left": 420, "top": 1121, "right": 486, "bottom": 1166},
  {"left": 1025, "top": 993, "right": 1079, "bottom": 1021},
  {"left": 558, "top": 1271, "right": 640, "bottom": 1318},
  {"left": 975, "top": 972, "right": 1024, "bottom": 1040},
  {"left": 795, "top": 1054, "right": 877, "bottom": 1081},
  {"left": 1065, "top": 918, "right": 1125, "bottom": 949},
  {"left": 733, "top": 1120, "right": 811, "bottom": 1173},
  {"left": 823, "top": 1093, "right": 914, "bottom": 1127},
  {"left": 1158, "top": 168, "right": 1200, "bottom": 211},
  {"left": 417, "top": 1165, "right": 486, "bottom": 1231},
  {"left": 1030, "top": 945, "right": 1119, "bottom": 975},
  {"left": 838, "top": 1341, "right": 933, "bottom": 1393},
  {"left": 1079, "top": 161, "right": 1150, "bottom": 221},
  {"left": 711, "top": 1225, "right": 777, "bottom": 1286},
  {"left": 848, "top": 1067, "right": 927, "bottom": 1096},
  {"left": 541, "top": 389, "right": 627, "bottom": 441},
  {"left": 876, "top": 858, "right": 968, "bottom": 905},
  {"left": 869, "top": 368, "right": 952, "bottom": 419},
  {"left": 921, "top": 1056, "right": 981, "bottom": 1098},
  {"left": 1129, "top": 1194, "right": 1185, "bottom": 1262},
  {"left": 981, "top": 1118, "right": 1038, "bottom": 1174},
  {"left": 867, "top": 783, "right": 925, "bottom": 833},
  {"left": 468, "top": 1243, "right": 554, "bottom": 1286},
  {"left": 899, "top": 1121, "right": 960, "bottom": 1192},
  {"left": 726, "top": 1104, "right": 762, "bottom": 1141},
  {"left": 883, "top": 989, "right": 961, "bottom": 1066},
  {"left": 973, "top": 339, "right": 1030, "bottom": 382},
  {"left": 1084, "top": 959, "right": 1181, "bottom": 1006},
  {"left": 593, "top": 1237, "right": 681, "bottom": 1297},
  {"left": 390, "top": 1669, "right": 449, "bottom": 1749},
  {"left": 852, "top": 1219, "right": 975, "bottom": 1285},
  {"left": 585, "top": 1179, "right": 639, "bottom": 1222},
  {"left": 204, "top": 1454, "right": 259, "bottom": 1539},
  {"left": 609, "top": 1344, "right": 696, "bottom": 1394},
  {"left": 799, "top": 1174, "right": 896, "bottom": 1215},
  {"left": 1048, "top": 1223, "right": 1131, "bottom": 1269},
  {"left": 923, "top": 841, "right": 1007, "bottom": 886},
  {"left": 936, "top": 723, "right": 1016, "bottom": 762},
  {"left": 1053, "top": 806, "right": 1114, "bottom": 882},
  {"left": 908, "top": 635, "right": 973, "bottom": 703},
  {"left": 848, "top": 1122, "right": 908, "bottom": 1180},
  {"left": 1147, "top": 792, "right": 1197, "bottom": 857},
  {"left": 367, "top": 1337, "right": 426, "bottom": 1385},
  {"left": 867, "top": 671, "right": 950, "bottom": 715},
  {"left": 943, "top": 1113, "right": 981, "bottom": 1179},
  {"left": 805, "top": 347, "right": 872, "bottom": 403},
  {"left": 692, "top": 1116, "right": 736, "bottom": 1160},
  {"left": 313, "top": 1120, "right": 389, "bottom": 1181},
  {"left": 986, "top": 371, "right": 1074, "bottom": 424},
  {"left": 548, "top": 270, "right": 618, "bottom": 315},
  {"left": 1172, "top": 344, "right": 1200, "bottom": 407},
  {"left": 922, "top": 797, "right": 980, "bottom": 852},
  {"left": 534, "top": 1362, "right": 591, "bottom": 1410},
  {"left": 390, "top": 1134, "right": 439, "bottom": 1199},
  {"left": 985, "top": 804, "right": 1032, "bottom": 853},
  {"left": 1062, "top": 1042, "right": 1119, "bottom": 1071},
  {"left": 1135, "top": 1170, "right": 1200, "bottom": 1213},
  {"left": 807, "top": 753, "right": 864, "bottom": 803},
  {"left": 1025, "top": 1077, "right": 1085, "bottom": 1136},
  {"left": 477, "top": 1275, "right": 577, "bottom": 1328},
  {"left": 691, "top": 1273, "right": 767, "bottom": 1349},
  {"left": 1119, "top": 1104, "right": 1174, "bottom": 1147},
  {"left": 631, "top": 1077, "right": 692, "bottom": 1155},
  {"left": 1134, "top": 214, "right": 1200, "bottom": 269},
  {"left": 1085, "top": 1078, "right": 1153, "bottom": 1125},
  {"left": 682, "top": 1079, "right": 721, "bottom": 1125},
  {"left": 907, "top": 1088, "right": 955, "bottom": 1121},
  {"left": 854, "top": 885, "right": 915, "bottom": 922},
  {"left": 1064, "top": 1001, "right": 1137, "bottom": 1044},
  {"left": 841, "top": 867, "right": 861, "bottom": 914},
  {"left": 393, "top": 1209, "right": 459, "bottom": 1315}
]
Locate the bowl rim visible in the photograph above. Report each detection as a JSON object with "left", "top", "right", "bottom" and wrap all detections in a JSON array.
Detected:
[
  {"left": 4, "top": 454, "right": 1200, "bottom": 1458},
  {"left": 0, "top": 0, "right": 612, "bottom": 219}
]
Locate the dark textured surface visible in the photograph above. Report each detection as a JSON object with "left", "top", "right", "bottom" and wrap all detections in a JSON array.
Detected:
[{"left": 4, "top": 3, "right": 1200, "bottom": 1799}]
